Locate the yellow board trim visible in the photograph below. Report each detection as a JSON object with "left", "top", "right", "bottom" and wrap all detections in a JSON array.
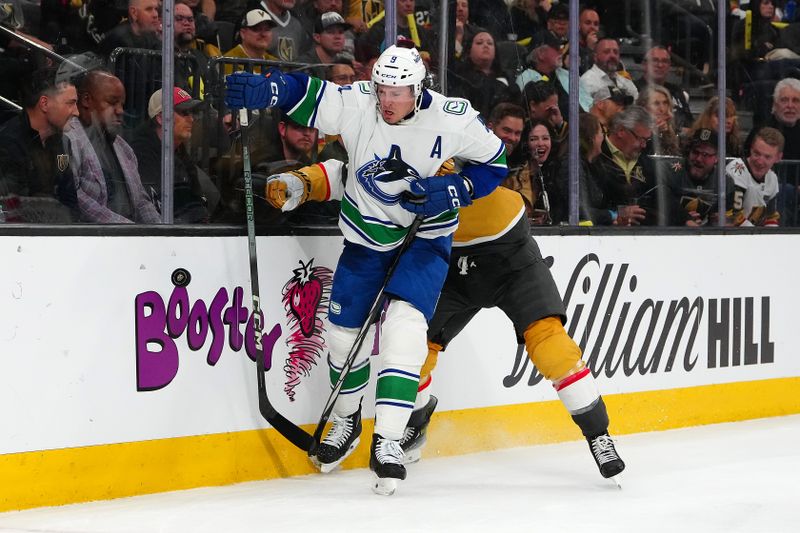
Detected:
[{"left": 2, "top": 377, "right": 799, "bottom": 512}]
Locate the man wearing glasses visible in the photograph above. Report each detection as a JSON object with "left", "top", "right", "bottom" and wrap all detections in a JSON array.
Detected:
[
  {"left": 662, "top": 128, "right": 729, "bottom": 226},
  {"left": 590, "top": 105, "right": 658, "bottom": 225},
  {"left": 635, "top": 45, "right": 693, "bottom": 133},
  {"left": 174, "top": 1, "right": 221, "bottom": 92}
]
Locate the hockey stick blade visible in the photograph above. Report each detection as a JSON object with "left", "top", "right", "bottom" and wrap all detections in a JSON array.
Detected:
[
  {"left": 257, "top": 365, "right": 315, "bottom": 451},
  {"left": 308, "top": 215, "right": 425, "bottom": 458}
]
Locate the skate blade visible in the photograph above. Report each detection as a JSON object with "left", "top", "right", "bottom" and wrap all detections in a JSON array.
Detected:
[
  {"left": 372, "top": 475, "right": 399, "bottom": 496},
  {"left": 314, "top": 437, "right": 360, "bottom": 474},
  {"left": 609, "top": 473, "right": 622, "bottom": 490}
]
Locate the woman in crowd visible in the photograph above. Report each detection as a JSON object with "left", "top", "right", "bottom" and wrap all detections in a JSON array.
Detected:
[
  {"left": 637, "top": 85, "right": 682, "bottom": 156},
  {"left": 448, "top": 30, "right": 521, "bottom": 119},
  {"left": 556, "top": 113, "right": 615, "bottom": 225},
  {"left": 688, "top": 96, "right": 743, "bottom": 157},
  {"left": 503, "top": 119, "right": 560, "bottom": 224}
]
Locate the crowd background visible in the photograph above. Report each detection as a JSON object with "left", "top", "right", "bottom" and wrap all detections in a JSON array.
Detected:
[{"left": 1, "top": 0, "right": 799, "bottom": 227}]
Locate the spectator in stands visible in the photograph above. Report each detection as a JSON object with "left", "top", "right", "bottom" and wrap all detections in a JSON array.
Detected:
[
  {"left": 589, "top": 85, "right": 631, "bottom": 132},
  {"left": 64, "top": 70, "right": 161, "bottom": 223},
  {"left": 508, "top": 0, "right": 548, "bottom": 43},
  {"left": 731, "top": 0, "right": 800, "bottom": 123},
  {"left": 98, "top": 0, "right": 162, "bottom": 56},
  {"left": 515, "top": 31, "right": 562, "bottom": 90},
  {"left": 581, "top": 38, "right": 638, "bottom": 102},
  {"left": 296, "top": 0, "right": 344, "bottom": 37},
  {"left": 731, "top": 0, "right": 781, "bottom": 63},
  {"left": 533, "top": 1, "right": 567, "bottom": 47},
  {"left": 470, "top": 0, "right": 514, "bottom": 41},
  {"left": 635, "top": 45, "right": 694, "bottom": 133},
  {"left": 556, "top": 113, "right": 614, "bottom": 226},
  {"left": 127, "top": 87, "right": 210, "bottom": 223},
  {"left": 448, "top": 30, "right": 520, "bottom": 119},
  {"left": 273, "top": 110, "right": 317, "bottom": 163},
  {"left": 662, "top": 128, "right": 726, "bottom": 226},
  {"left": 486, "top": 102, "right": 526, "bottom": 168},
  {"left": 180, "top": 0, "right": 219, "bottom": 43},
  {"left": 515, "top": 31, "right": 593, "bottom": 116},
  {"left": 689, "top": 96, "right": 743, "bottom": 157},
  {"left": 317, "top": 61, "right": 356, "bottom": 162},
  {"left": 297, "top": 12, "right": 351, "bottom": 78},
  {"left": 327, "top": 59, "right": 357, "bottom": 85},
  {"left": 503, "top": 119, "right": 559, "bottom": 224},
  {"left": 0, "top": 68, "right": 78, "bottom": 223},
  {"left": 223, "top": 9, "right": 278, "bottom": 74},
  {"left": 357, "top": 0, "right": 436, "bottom": 63},
  {"left": 577, "top": 5, "right": 600, "bottom": 74},
  {"left": 255, "top": 0, "right": 313, "bottom": 61},
  {"left": 590, "top": 105, "right": 656, "bottom": 226},
  {"left": 764, "top": 77, "right": 800, "bottom": 159},
  {"left": 725, "top": 126, "right": 783, "bottom": 226},
  {"left": 175, "top": 1, "right": 221, "bottom": 91},
  {"left": 636, "top": 85, "right": 681, "bottom": 156},
  {"left": 453, "top": 0, "right": 480, "bottom": 59},
  {"left": 522, "top": 80, "right": 567, "bottom": 157}
]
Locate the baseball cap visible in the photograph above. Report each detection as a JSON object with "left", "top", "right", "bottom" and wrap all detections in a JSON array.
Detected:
[
  {"left": 241, "top": 9, "right": 276, "bottom": 29},
  {"left": 531, "top": 30, "right": 564, "bottom": 51},
  {"left": 315, "top": 11, "right": 351, "bottom": 33},
  {"left": 592, "top": 85, "right": 634, "bottom": 106},
  {"left": 688, "top": 128, "right": 719, "bottom": 150},
  {"left": 549, "top": 3, "right": 569, "bottom": 20},
  {"left": 148, "top": 87, "right": 202, "bottom": 118}
]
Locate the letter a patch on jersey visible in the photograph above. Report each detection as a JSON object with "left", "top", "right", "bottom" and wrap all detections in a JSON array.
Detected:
[{"left": 430, "top": 136, "right": 442, "bottom": 159}]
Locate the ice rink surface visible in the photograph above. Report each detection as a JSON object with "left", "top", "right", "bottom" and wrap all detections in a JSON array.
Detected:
[{"left": 1, "top": 415, "right": 797, "bottom": 533}]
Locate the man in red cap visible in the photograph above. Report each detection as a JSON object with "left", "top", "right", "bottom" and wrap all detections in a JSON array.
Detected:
[{"left": 127, "top": 87, "right": 211, "bottom": 223}]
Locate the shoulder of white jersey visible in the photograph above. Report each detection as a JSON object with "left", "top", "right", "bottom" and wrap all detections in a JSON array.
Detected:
[
  {"left": 725, "top": 158, "right": 750, "bottom": 185},
  {"left": 426, "top": 91, "right": 481, "bottom": 123},
  {"left": 333, "top": 80, "right": 374, "bottom": 106}
]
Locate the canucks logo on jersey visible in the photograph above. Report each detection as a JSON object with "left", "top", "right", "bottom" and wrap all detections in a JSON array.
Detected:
[{"left": 356, "top": 145, "right": 421, "bottom": 205}]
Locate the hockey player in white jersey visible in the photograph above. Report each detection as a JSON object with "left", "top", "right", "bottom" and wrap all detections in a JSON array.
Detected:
[
  {"left": 725, "top": 127, "right": 784, "bottom": 226},
  {"left": 225, "top": 43, "right": 507, "bottom": 495}
]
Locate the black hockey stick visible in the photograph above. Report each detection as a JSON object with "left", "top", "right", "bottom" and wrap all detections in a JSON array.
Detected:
[
  {"left": 308, "top": 214, "right": 425, "bottom": 457},
  {"left": 240, "top": 108, "right": 315, "bottom": 452}
]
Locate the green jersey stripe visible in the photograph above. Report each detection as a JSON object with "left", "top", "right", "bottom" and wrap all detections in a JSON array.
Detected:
[{"left": 287, "top": 77, "right": 324, "bottom": 127}]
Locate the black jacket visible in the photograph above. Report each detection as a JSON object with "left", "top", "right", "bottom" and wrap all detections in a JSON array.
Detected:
[
  {"left": 126, "top": 123, "right": 209, "bottom": 223},
  {"left": 590, "top": 138, "right": 661, "bottom": 225},
  {"left": 0, "top": 110, "right": 78, "bottom": 222}
]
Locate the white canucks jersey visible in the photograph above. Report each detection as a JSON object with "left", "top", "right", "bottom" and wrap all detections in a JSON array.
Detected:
[
  {"left": 725, "top": 158, "right": 780, "bottom": 226},
  {"left": 284, "top": 78, "right": 506, "bottom": 251}
]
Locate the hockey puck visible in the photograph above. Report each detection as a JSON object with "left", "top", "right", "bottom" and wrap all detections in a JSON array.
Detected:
[{"left": 171, "top": 268, "right": 192, "bottom": 287}]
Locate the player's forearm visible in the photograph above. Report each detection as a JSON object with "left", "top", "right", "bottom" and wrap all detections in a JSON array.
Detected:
[{"left": 459, "top": 162, "right": 508, "bottom": 200}]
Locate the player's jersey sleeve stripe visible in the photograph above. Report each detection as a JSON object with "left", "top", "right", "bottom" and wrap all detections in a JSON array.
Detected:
[{"left": 286, "top": 77, "right": 325, "bottom": 127}]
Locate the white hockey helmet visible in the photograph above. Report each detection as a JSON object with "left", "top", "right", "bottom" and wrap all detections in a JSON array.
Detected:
[{"left": 371, "top": 45, "right": 427, "bottom": 109}]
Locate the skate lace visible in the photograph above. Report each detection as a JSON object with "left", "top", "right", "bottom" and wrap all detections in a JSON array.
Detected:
[
  {"left": 399, "top": 427, "right": 416, "bottom": 447},
  {"left": 322, "top": 414, "right": 353, "bottom": 448},
  {"left": 375, "top": 437, "right": 405, "bottom": 465},
  {"left": 590, "top": 435, "right": 620, "bottom": 465}
]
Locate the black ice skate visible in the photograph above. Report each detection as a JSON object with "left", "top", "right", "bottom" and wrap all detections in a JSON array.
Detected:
[
  {"left": 314, "top": 407, "right": 362, "bottom": 473},
  {"left": 400, "top": 395, "right": 438, "bottom": 464},
  {"left": 370, "top": 434, "right": 407, "bottom": 496},
  {"left": 587, "top": 432, "right": 625, "bottom": 486}
]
